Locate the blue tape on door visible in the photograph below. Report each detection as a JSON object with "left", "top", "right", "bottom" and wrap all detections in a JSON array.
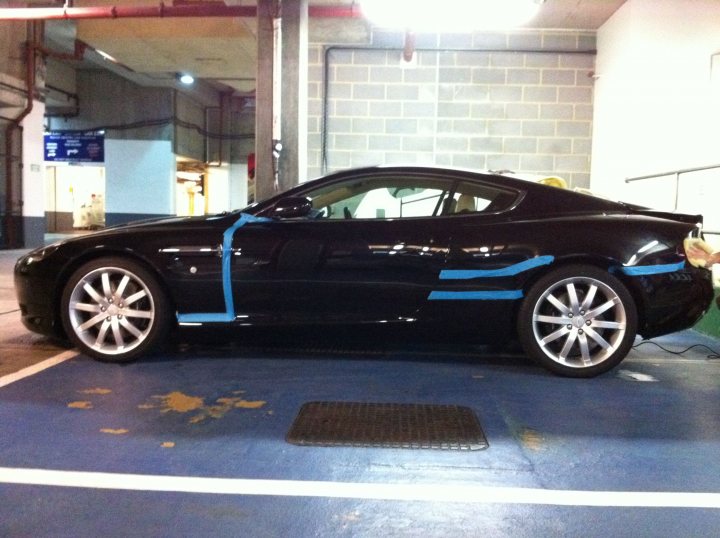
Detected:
[
  {"left": 177, "top": 213, "right": 271, "bottom": 323},
  {"left": 439, "top": 255, "right": 554, "bottom": 280}
]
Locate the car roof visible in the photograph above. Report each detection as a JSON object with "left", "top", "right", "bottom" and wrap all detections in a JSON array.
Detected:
[{"left": 257, "top": 165, "right": 627, "bottom": 216}]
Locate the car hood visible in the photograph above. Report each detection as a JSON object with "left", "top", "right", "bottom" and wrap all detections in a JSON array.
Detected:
[
  {"left": 112, "top": 213, "right": 236, "bottom": 230},
  {"left": 41, "top": 213, "right": 239, "bottom": 253},
  {"left": 93, "top": 212, "right": 242, "bottom": 235}
]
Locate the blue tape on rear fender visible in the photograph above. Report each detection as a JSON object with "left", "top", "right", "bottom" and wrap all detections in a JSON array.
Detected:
[
  {"left": 177, "top": 213, "right": 271, "bottom": 324},
  {"left": 618, "top": 261, "right": 686, "bottom": 276},
  {"left": 428, "top": 290, "right": 524, "bottom": 300},
  {"left": 439, "top": 255, "right": 554, "bottom": 280}
]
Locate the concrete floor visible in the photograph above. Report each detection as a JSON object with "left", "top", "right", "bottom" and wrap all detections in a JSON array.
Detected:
[{"left": 1, "top": 247, "right": 720, "bottom": 536}]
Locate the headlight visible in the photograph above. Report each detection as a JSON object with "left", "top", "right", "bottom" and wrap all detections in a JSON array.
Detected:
[{"left": 16, "top": 242, "right": 62, "bottom": 271}]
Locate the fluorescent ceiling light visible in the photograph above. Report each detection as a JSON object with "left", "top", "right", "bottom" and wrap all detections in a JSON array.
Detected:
[
  {"left": 178, "top": 73, "right": 195, "bottom": 85},
  {"left": 361, "top": 0, "right": 541, "bottom": 31},
  {"left": 96, "top": 49, "right": 118, "bottom": 63}
]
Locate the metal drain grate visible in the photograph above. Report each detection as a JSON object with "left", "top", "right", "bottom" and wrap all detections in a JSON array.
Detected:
[{"left": 286, "top": 401, "right": 488, "bottom": 450}]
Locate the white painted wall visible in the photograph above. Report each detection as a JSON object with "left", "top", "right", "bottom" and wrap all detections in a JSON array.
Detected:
[
  {"left": 206, "top": 164, "right": 230, "bottom": 214},
  {"left": 21, "top": 101, "right": 46, "bottom": 218},
  {"left": 104, "top": 139, "right": 175, "bottom": 217},
  {"left": 229, "top": 161, "right": 249, "bottom": 210},
  {"left": 591, "top": 0, "right": 720, "bottom": 229}
]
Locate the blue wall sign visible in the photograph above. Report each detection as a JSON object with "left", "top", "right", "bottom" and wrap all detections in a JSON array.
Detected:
[{"left": 44, "top": 132, "right": 105, "bottom": 163}]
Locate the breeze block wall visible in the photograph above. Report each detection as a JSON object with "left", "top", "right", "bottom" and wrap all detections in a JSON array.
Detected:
[{"left": 308, "top": 30, "right": 596, "bottom": 188}]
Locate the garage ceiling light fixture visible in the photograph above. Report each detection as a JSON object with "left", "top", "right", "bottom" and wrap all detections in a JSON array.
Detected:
[
  {"left": 360, "top": 0, "right": 542, "bottom": 31},
  {"left": 95, "top": 48, "right": 118, "bottom": 63},
  {"left": 177, "top": 73, "right": 195, "bottom": 85}
]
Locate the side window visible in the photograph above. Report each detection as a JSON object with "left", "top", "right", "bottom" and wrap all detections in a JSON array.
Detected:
[
  {"left": 446, "top": 181, "right": 517, "bottom": 215},
  {"left": 354, "top": 186, "right": 446, "bottom": 218},
  {"left": 303, "top": 177, "right": 453, "bottom": 220}
]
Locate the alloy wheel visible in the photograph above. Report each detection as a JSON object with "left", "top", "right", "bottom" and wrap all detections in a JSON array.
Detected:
[
  {"left": 66, "top": 266, "right": 156, "bottom": 356},
  {"left": 531, "top": 276, "right": 628, "bottom": 369}
]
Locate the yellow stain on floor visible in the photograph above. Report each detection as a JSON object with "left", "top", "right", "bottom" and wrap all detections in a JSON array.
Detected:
[
  {"left": 236, "top": 399, "right": 266, "bottom": 409},
  {"left": 141, "top": 391, "right": 266, "bottom": 424},
  {"left": 519, "top": 427, "right": 545, "bottom": 451},
  {"left": 156, "top": 391, "right": 205, "bottom": 413},
  {"left": 78, "top": 388, "right": 112, "bottom": 395},
  {"left": 100, "top": 428, "right": 128, "bottom": 435},
  {"left": 189, "top": 397, "right": 266, "bottom": 424},
  {"left": 160, "top": 442, "right": 175, "bottom": 448},
  {"left": 68, "top": 401, "right": 93, "bottom": 409}
]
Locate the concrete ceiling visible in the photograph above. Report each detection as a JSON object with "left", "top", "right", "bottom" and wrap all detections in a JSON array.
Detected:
[
  {"left": 528, "top": 0, "right": 627, "bottom": 30},
  {"left": 42, "top": 0, "right": 627, "bottom": 96}
]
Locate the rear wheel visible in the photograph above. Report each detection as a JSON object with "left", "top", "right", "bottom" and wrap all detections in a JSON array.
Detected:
[
  {"left": 60, "top": 257, "right": 171, "bottom": 362},
  {"left": 517, "top": 265, "right": 637, "bottom": 377}
]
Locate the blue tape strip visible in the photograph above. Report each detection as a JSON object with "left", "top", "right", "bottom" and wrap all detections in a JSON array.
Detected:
[
  {"left": 618, "top": 261, "right": 685, "bottom": 276},
  {"left": 177, "top": 312, "right": 235, "bottom": 323},
  {"left": 439, "top": 255, "right": 554, "bottom": 280},
  {"left": 428, "top": 290, "right": 524, "bottom": 300},
  {"left": 177, "top": 213, "right": 270, "bottom": 324}
]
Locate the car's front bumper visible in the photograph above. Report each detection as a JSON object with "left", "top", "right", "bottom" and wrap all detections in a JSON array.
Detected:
[{"left": 14, "top": 251, "right": 66, "bottom": 339}]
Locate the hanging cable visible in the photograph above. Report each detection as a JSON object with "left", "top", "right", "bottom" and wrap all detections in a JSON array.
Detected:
[{"left": 633, "top": 340, "right": 720, "bottom": 360}]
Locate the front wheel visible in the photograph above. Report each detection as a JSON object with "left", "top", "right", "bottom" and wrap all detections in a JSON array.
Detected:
[
  {"left": 517, "top": 265, "right": 638, "bottom": 378},
  {"left": 60, "top": 257, "right": 171, "bottom": 362}
]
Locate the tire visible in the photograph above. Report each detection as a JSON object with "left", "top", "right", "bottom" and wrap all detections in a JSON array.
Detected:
[
  {"left": 517, "top": 265, "right": 638, "bottom": 378},
  {"left": 60, "top": 257, "right": 171, "bottom": 362}
]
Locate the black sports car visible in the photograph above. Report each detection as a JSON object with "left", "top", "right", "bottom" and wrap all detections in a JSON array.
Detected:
[{"left": 15, "top": 166, "right": 714, "bottom": 377}]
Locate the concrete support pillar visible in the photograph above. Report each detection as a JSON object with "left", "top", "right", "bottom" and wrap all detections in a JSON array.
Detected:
[
  {"left": 279, "top": 0, "right": 308, "bottom": 190},
  {"left": 2, "top": 22, "right": 43, "bottom": 249},
  {"left": 21, "top": 102, "right": 46, "bottom": 248},
  {"left": 254, "top": 0, "right": 278, "bottom": 202}
]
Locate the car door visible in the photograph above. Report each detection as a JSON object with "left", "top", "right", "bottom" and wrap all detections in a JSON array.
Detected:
[
  {"left": 421, "top": 179, "right": 528, "bottom": 338},
  {"left": 229, "top": 173, "right": 456, "bottom": 324}
]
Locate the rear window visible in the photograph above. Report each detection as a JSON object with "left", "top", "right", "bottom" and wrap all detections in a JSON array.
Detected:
[{"left": 444, "top": 181, "right": 518, "bottom": 215}]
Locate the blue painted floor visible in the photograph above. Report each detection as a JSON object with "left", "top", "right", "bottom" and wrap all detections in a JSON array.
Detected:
[{"left": 1, "top": 329, "right": 720, "bottom": 536}]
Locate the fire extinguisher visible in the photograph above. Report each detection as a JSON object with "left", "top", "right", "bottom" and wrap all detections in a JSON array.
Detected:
[{"left": 248, "top": 153, "right": 255, "bottom": 180}]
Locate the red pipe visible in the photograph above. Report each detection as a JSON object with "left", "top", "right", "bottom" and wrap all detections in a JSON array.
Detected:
[
  {"left": 308, "top": 5, "right": 363, "bottom": 18},
  {"left": 403, "top": 31, "right": 416, "bottom": 63},
  {"left": 0, "top": 4, "right": 257, "bottom": 20},
  {"left": 0, "top": 4, "right": 363, "bottom": 21}
]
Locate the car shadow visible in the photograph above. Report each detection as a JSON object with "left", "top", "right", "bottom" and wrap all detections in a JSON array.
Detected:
[{"left": 157, "top": 324, "right": 538, "bottom": 370}]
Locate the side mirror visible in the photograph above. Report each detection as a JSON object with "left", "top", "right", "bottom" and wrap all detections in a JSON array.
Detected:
[{"left": 270, "top": 196, "right": 313, "bottom": 219}]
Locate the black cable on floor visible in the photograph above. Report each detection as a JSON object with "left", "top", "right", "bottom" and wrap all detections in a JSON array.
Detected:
[
  {"left": 633, "top": 340, "right": 720, "bottom": 360},
  {"left": 0, "top": 309, "right": 20, "bottom": 316}
]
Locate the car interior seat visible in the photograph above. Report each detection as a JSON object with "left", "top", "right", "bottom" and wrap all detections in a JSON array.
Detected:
[{"left": 455, "top": 194, "right": 477, "bottom": 213}]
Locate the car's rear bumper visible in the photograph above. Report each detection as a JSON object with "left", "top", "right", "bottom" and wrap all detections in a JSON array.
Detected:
[{"left": 635, "top": 266, "right": 714, "bottom": 338}]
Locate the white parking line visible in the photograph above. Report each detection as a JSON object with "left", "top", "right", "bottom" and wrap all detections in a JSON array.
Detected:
[
  {"left": 0, "top": 350, "right": 78, "bottom": 388},
  {"left": 1, "top": 467, "right": 719, "bottom": 508}
]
